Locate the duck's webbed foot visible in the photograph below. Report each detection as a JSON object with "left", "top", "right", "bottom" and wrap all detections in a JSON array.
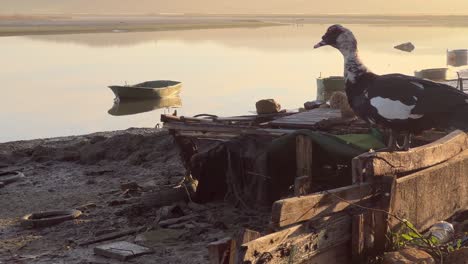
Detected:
[{"left": 386, "top": 130, "right": 412, "bottom": 152}]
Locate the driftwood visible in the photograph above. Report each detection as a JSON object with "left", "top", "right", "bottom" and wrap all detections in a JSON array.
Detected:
[
  {"left": 238, "top": 213, "right": 352, "bottom": 264},
  {"left": 271, "top": 183, "right": 374, "bottom": 229},
  {"left": 389, "top": 148, "right": 468, "bottom": 231},
  {"left": 352, "top": 130, "right": 468, "bottom": 182},
  {"left": 140, "top": 186, "right": 190, "bottom": 208},
  {"left": 158, "top": 214, "right": 197, "bottom": 227},
  {"left": 79, "top": 227, "right": 144, "bottom": 246}
]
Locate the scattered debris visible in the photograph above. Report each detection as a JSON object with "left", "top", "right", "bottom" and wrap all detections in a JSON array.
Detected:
[
  {"left": 207, "top": 237, "right": 233, "bottom": 264},
  {"left": 0, "top": 171, "right": 25, "bottom": 186},
  {"left": 94, "top": 241, "right": 153, "bottom": 261},
  {"left": 158, "top": 214, "right": 198, "bottom": 227},
  {"left": 424, "top": 221, "right": 455, "bottom": 244},
  {"left": 108, "top": 199, "right": 127, "bottom": 206},
  {"left": 75, "top": 203, "right": 97, "bottom": 211},
  {"left": 303, "top": 100, "right": 325, "bottom": 110},
  {"left": 21, "top": 210, "right": 82, "bottom": 228},
  {"left": 120, "top": 181, "right": 141, "bottom": 192},
  {"left": 445, "top": 248, "right": 468, "bottom": 264},
  {"left": 382, "top": 247, "right": 435, "bottom": 264},
  {"left": 329, "top": 91, "right": 356, "bottom": 118},
  {"left": 79, "top": 227, "right": 144, "bottom": 246},
  {"left": 135, "top": 229, "right": 186, "bottom": 245},
  {"left": 394, "top": 42, "right": 415, "bottom": 52},
  {"left": 255, "top": 99, "right": 281, "bottom": 114}
]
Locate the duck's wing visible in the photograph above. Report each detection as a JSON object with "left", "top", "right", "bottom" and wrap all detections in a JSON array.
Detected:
[{"left": 368, "top": 74, "right": 468, "bottom": 117}]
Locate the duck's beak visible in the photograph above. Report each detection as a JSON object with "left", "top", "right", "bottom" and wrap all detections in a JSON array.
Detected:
[{"left": 314, "top": 40, "right": 327, "bottom": 49}]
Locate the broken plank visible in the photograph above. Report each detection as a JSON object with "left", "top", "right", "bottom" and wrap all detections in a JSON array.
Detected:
[
  {"left": 389, "top": 148, "right": 468, "bottom": 231},
  {"left": 353, "top": 130, "right": 468, "bottom": 180},
  {"left": 164, "top": 122, "right": 293, "bottom": 138},
  {"left": 207, "top": 237, "right": 232, "bottom": 264},
  {"left": 271, "top": 183, "right": 374, "bottom": 229},
  {"left": 352, "top": 214, "right": 365, "bottom": 264},
  {"left": 79, "top": 227, "right": 144, "bottom": 246},
  {"left": 238, "top": 213, "right": 351, "bottom": 264},
  {"left": 230, "top": 229, "right": 262, "bottom": 264},
  {"left": 295, "top": 135, "right": 313, "bottom": 195}
]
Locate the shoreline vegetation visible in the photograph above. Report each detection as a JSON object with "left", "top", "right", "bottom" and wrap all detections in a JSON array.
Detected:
[{"left": 2, "top": 14, "right": 468, "bottom": 36}]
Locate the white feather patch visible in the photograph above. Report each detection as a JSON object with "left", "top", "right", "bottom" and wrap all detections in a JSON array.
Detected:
[
  {"left": 370, "top": 97, "right": 420, "bottom": 120},
  {"left": 411, "top": 82, "right": 424, "bottom": 90},
  {"left": 409, "top": 114, "right": 424, "bottom": 119}
]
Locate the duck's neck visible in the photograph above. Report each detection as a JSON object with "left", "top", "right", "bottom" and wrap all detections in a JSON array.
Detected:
[{"left": 341, "top": 48, "right": 368, "bottom": 84}]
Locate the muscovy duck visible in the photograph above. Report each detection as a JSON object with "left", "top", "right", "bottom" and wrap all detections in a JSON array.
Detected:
[{"left": 314, "top": 24, "right": 468, "bottom": 150}]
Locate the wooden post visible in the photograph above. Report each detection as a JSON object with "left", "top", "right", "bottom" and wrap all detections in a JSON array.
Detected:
[
  {"left": 207, "top": 237, "right": 232, "bottom": 264},
  {"left": 230, "top": 229, "right": 261, "bottom": 264},
  {"left": 295, "top": 135, "right": 313, "bottom": 195},
  {"left": 352, "top": 214, "right": 365, "bottom": 264}
]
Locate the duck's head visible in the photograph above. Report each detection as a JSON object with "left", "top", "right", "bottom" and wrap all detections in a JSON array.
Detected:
[{"left": 314, "top": 24, "right": 357, "bottom": 55}]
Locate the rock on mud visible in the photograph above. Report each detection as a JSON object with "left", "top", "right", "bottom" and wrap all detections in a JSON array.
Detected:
[
  {"left": 256, "top": 99, "right": 281, "bottom": 114},
  {"left": 394, "top": 42, "right": 415, "bottom": 52}
]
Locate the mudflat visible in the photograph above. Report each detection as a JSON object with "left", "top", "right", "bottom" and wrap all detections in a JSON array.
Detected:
[
  {"left": 0, "top": 128, "right": 268, "bottom": 263},
  {"left": 0, "top": 14, "right": 281, "bottom": 36},
  {"left": 2, "top": 14, "right": 468, "bottom": 36}
]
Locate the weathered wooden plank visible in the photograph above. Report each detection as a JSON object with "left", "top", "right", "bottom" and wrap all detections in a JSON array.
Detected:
[
  {"left": 294, "top": 176, "right": 311, "bottom": 196},
  {"left": 230, "top": 229, "right": 262, "bottom": 264},
  {"left": 270, "top": 109, "right": 341, "bottom": 127},
  {"left": 389, "top": 148, "right": 468, "bottom": 231},
  {"left": 238, "top": 213, "right": 352, "bottom": 264},
  {"left": 352, "top": 214, "right": 365, "bottom": 264},
  {"left": 353, "top": 130, "right": 468, "bottom": 180},
  {"left": 164, "top": 122, "right": 293, "bottom": 138},
  {"left": 208, "top": 237, "right": 232, "bottom": 264},
  {"left": 305, "top": 242, "right": 351, "bottom": 264},
  {"left": 271, "top": 183, "right": 374, "bottom": 229},
  {"left": 295, "top": 135, "right": 313, "bottom": 195}
]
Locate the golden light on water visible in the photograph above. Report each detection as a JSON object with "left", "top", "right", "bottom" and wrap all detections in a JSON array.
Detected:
[{"left": 1, "top": 24, "right": 468, "bottom": 141}]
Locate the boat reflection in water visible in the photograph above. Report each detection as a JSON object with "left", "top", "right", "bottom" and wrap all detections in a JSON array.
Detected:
[{"left": 108, "top": 96, "right": 182, "bottom": 116}]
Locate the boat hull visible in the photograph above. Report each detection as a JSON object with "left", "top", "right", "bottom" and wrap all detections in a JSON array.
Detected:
[{"left": 109, "top": 81, "right": 181, "bottom": 99}]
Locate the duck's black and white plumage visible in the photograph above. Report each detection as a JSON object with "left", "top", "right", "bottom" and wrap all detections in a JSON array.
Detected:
[{"left": 314, "top": 24, "right": 468, "bottom": 150}]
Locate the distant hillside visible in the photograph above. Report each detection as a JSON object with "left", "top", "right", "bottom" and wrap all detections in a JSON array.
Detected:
[{"left": 3, "top": 0, "right": 468, "bottom": 15}]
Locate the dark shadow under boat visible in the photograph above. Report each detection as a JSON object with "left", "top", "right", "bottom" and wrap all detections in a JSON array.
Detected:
[{"left": 108, "top": 96, "right": 182, "bottom": 116}]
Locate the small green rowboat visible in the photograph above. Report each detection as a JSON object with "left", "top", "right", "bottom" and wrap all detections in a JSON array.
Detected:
[{"left": 109, "top": 80, "right": 182, "bottom": 99}]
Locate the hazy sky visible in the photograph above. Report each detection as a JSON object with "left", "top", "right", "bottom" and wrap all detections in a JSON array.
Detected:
[{"left": 3, "top": 0, "right": 468, "bottom": 15}]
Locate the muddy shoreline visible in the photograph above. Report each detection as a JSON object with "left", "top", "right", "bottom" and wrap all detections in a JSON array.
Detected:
[{"left": 0, "top": 128, "right": 268, "bottom": 263}]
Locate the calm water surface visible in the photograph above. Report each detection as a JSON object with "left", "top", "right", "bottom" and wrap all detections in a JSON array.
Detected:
[{"left": 2, "top": 24, "right": 468, "bottom": 142}]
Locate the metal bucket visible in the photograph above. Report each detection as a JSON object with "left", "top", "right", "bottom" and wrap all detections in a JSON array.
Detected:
[
  {"left": 316, "top": 76, "right": 345, "bottom": 101},
  {"left": 414, "top": 68, "right": 456, "bottom": 81},
  {"left": 447, "top": 49, "right": 468, "bottom": 67}
]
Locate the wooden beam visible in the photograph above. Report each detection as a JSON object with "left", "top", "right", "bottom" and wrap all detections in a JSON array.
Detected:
[
  {"left": 238, "top": 213, "right": 352, "bottom": 264},
  {"left": 389, "top": 148, "right": 468, "bottom": 231},
  {"left": 295, "top": 135, "right": 313, "bottom": 195},
  {"left": 353, "top": 130, "right": 468, "bottom": 180},
  {"left": 352, "top": 211, "right": 388, "bottom": 263},
  {"left": 352, "top": 214, "right": 365, "bottom": 264},
  {"left": 208, "top": 237, "right": 232, "bottom": 264},
  {"left": 164, "top": 122, "right": 294, "bottom": 138},
  {"left": 230, "top": 229, "right": 261, "bottom": 264},
  {"left": 271, "top": 183, "right": 374, "bottom": 229}
]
